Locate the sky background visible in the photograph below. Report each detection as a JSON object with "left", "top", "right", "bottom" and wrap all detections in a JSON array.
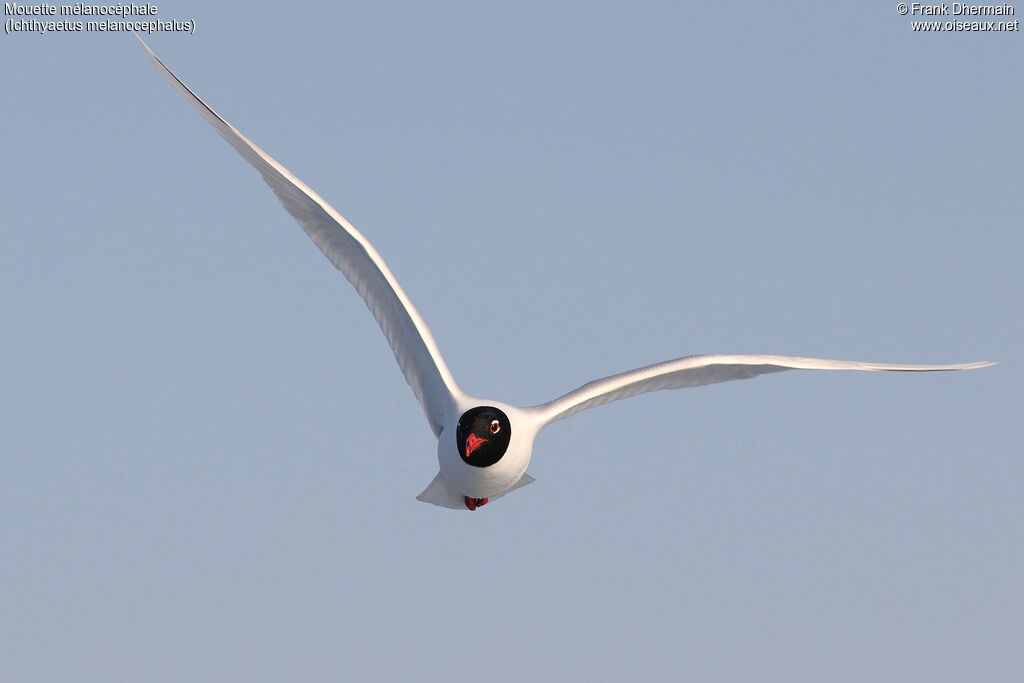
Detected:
[{"left": 1, "top": 2, "right": 1021, "bottom": 681}]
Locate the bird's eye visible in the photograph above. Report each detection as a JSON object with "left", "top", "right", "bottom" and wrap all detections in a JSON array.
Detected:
[{"left": 489, "top": 420, "right": 501, "bottom": 434}]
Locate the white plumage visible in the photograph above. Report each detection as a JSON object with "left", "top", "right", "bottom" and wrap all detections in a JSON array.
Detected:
[{"left": 137, "top": 36, "right": 994, "bottom": 511}]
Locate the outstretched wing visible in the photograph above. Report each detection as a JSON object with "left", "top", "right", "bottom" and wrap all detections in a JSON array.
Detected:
[
  {"left": 136, "top": 35, "right": 462, "bottom": 436},
  {"left": 529, "top": 354, "right": 995, "bottom": 427}
]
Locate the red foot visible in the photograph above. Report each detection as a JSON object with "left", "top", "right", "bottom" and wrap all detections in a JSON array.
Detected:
[{"left": 464, "top": 496, "right": 489, "bottom": 511}]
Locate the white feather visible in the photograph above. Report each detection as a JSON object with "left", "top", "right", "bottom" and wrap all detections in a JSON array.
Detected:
[
  {"left": 529, "top": 355, "right": 994, "bottom": 426},
  {"left": 137, "top": 35, "right": 995, "bottom": 509},
  {"left": 135, "top": 34, "right": 463, "bottom": 437}
]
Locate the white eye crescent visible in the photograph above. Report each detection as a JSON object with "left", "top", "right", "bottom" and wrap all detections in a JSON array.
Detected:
[{"left": 489, "top": 419, "right": 501, "bottom": 434}]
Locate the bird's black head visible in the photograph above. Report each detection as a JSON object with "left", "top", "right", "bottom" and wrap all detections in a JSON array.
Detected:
[{"left": 456, "top": 406, "right": 512, "bottom": 468}]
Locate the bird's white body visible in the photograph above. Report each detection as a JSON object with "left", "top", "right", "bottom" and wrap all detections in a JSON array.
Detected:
[
  {"left": 439, "top": 400, "right": 534, "bottom": 497},
  {"left": 420, "top": 399, "right": 540, "bottom": 508},
  {"left": 136, "top": 35, "right": 994, "bottom": 511}
]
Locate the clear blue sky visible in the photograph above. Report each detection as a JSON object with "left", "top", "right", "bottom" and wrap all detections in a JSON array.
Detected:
[{"left": 2, "top": 3, "right": 1020, "bottom": 681}]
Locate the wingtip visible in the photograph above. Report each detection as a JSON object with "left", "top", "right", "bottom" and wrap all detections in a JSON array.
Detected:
[
  {"left": 887, "top": 360, "right": 997, "bottom": 371},
  {"left": 927, "top": 360, "right": 997, "bottom": 371},
  {"left": 131, "top": 29, "right": 158, "bottom": 60}
]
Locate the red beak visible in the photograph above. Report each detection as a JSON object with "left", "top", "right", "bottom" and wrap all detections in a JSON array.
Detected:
[{"left": 465, "top": 433, "right": 487, "bottom": 457}]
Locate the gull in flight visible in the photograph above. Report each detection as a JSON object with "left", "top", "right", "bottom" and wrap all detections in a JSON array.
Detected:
[{"left": 136, "top": 36, "right": 994, "bottom": 510}]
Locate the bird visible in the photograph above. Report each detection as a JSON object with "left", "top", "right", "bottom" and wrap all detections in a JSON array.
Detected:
[{"left": 135, "top": 35, "right": 995, "bottom": 511}]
